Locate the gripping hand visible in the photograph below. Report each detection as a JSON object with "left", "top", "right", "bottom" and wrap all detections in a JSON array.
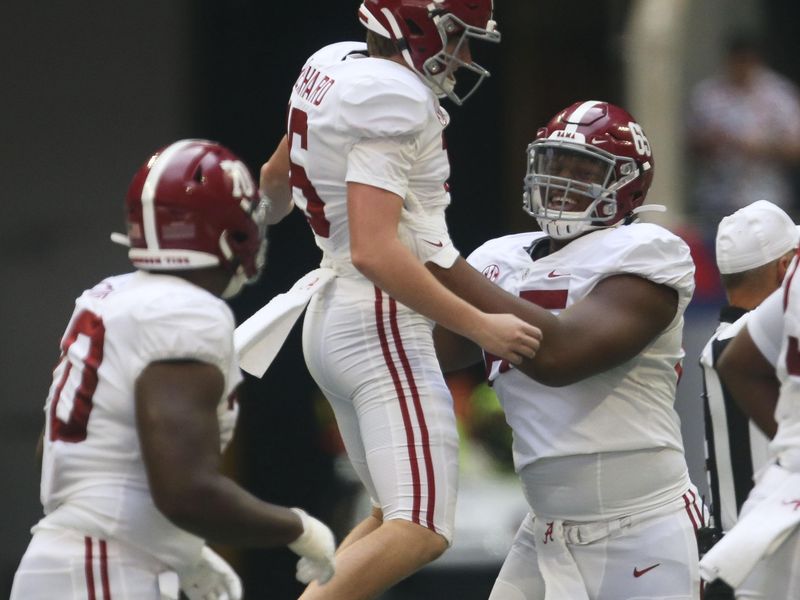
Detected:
[
  {"left": 178, "top": 546, "right": 242, "bottom": 600},
  {"left": 287, "top": 508, "right": 336, "bottom": 585}
]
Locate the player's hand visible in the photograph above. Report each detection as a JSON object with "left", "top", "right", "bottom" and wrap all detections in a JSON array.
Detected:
[
  {"left": 178, "top": 546, "right": 242, "bottom": 600},
  {"left": 474, "top": 313, "right": 542, "bottom": 365},
  {"left": 287, "top": 508, "right": 336, "bottom": 585},
  {"left": 295, "top": 556, "right": 335, "bottom": 585}
]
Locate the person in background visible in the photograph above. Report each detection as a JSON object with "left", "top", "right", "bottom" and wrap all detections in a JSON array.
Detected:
[
  {"left": 434, "top": 100, "right": 703, "bottom": 600},
  {"left": 698, "top": 200, "right": 798, "bottom": 600},
  {"left": 10, "top": 140, "right": 336, "bottom": 600},
  {"left": 687, "top": 33, "right": 800, "bottom": 226}
]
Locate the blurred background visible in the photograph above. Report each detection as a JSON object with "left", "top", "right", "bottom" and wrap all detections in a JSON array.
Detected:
[{"left": 4, "top": 0, "right": 800, "bottom": 598}]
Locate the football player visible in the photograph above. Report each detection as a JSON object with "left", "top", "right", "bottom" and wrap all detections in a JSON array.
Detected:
[
  {"left": 699, "top": 235, "right": 800, "bottom": 597},
  {"left": 257, "top": 1, "right": 542, "bottom": 598},
  {"left": 434, "top": 101, "right": 705, "bottom": 600},
  {"left": 10, "top": 140, "right": 336, "bottom": 600},
  {"left": 698, "top": 200, "right": 798, "bottom": 600}
]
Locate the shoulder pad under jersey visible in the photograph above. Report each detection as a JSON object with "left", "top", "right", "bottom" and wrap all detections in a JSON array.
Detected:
[{"left": 336, "top": 59, "right": 433, "bottom": 138}]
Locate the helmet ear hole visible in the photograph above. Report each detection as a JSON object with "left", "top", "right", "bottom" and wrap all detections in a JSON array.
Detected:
[
  {"left": 229, "top": 230, "right": 248, "bottom": 244},
  {"left": 405, "top": 18, "right": 424, "bottom": 36}
]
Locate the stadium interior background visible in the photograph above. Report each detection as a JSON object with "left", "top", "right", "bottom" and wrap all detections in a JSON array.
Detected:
[{"left": 3, "top": 1, "right": 800, "bottom": 597}]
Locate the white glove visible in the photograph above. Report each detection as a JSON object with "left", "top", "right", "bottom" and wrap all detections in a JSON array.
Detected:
[
  {"left": 177, "top": 546, "right": 243, "bottom": 600},
  {"left": 287, "top": 508, "right": 336, "bottom": 585}
]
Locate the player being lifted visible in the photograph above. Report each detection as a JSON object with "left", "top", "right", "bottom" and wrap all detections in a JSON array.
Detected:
[{"left": 257, "top": 1, "right": 541, "bottom": 598}]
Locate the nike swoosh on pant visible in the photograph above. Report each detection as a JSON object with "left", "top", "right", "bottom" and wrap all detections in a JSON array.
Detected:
[{"left": 633, "top": 563, "right": 661, "bottom": 577}]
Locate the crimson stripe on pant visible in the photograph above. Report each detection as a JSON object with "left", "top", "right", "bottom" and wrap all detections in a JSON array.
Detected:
[
  {"left": 682, "top": 492, "right": 704, "bottom": 600},
  {"left": 683, "top": 489, "right": 705, "bottom": 528},
  {"left": 84, "top": 537, "right": 112, "bottom": 600},
  {"left": 388, "top": 296, "right": 436, "bottom": 531},
  {"left": 84, "top": 537, "right": 96, "bottom": 600},
  {"left": 683, "top": 492, "right": 700, "bottom": 530},
  {"left": 374, "top": 287, "right": 435, "bottom": 530},
  {"left": 99, "top": 540, "right": 111, "bottom": 600}
]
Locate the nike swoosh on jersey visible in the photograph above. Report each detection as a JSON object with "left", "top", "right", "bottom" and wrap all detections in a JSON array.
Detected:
[
  {"left": 423, "top": 239, "right": 444, "bottom": 247},
  {"left": 547, "top": 270, "right": 570, "bottom": 278},
  {"left": 633, "top": 563, "right": 661, "bottom": 577}
]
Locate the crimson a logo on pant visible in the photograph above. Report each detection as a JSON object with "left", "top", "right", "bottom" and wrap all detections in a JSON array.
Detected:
[{"left": 543, "top": 521, "right": 555, "bottom": 544}]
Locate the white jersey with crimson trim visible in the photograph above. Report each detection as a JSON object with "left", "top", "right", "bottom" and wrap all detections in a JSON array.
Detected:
[
  {"left": 466, "top": 223, "right": 695, "bottom": 470},
  {"left": 37, "top": 271, "right": 241, "bottom": 571},
  {"left": 287, "top": 42, "right": 459, "bottom": 284},
  {"left": 749, "top": 255, "right": 800, "bottom": 467}
]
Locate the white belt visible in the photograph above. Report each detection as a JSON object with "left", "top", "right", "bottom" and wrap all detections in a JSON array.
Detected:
[
  {"left": 560, "top": 495, "right": 689, "bottom": 545},
  {"left": 562, "top": 515, "right": 633, "bottom": 545},
  {"left": 534, "top": 492, "right": 696, "bottom": 599}
]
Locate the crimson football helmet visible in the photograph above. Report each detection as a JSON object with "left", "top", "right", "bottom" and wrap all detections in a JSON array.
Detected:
[
  {"left": 357, "top": 0, "right": 500, "bottom": 105},
  {"left": 523, "top": 100, "right": 656, "bottom": 240},
  {"left": 113, "top": 139, "right": 267, "bottom": 298}
]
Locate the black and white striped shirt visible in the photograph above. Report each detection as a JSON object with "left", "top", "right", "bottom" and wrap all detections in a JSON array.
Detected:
[{"left": 700, "top": 305, "right": 771, "bottom": 534}]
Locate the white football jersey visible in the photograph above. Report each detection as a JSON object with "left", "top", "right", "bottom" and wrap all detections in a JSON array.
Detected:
[
  {"left": 467, "top": 224, "right": 695, "bottom": 470},
  {"left": 286, "top": 42, "right": 459, "bottom": 286},
  {"left": 37, "top": 271, "right": 241, "bottom": 570},
  {"left": 749, "top": 258, "right": 800, "bottom": 468}
]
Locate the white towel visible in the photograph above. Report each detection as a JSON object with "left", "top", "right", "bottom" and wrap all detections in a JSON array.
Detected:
[
  {"left": 699, "top": 464, "right": 800, "bottom": 588},
  {"left": 157, "top": 572, "right": 179, "bottom": 600},
  {"left": 532, "top": 517, "right": 590, "bottom": 600},
  {"left": 235, "top": 268, "right": 335, "bottom": 377}
]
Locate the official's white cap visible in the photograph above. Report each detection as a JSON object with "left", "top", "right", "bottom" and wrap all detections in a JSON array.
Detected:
[{"left": 716, "top": 199, "right": 799, "bottom": 274}]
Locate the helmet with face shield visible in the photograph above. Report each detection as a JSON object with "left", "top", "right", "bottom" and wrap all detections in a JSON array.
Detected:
[
  {"left": 523, "top": 100, "right": 655, "bottom": 240},
  {"left": 357, "top": 0, "right": 501, "bottom": 105}
]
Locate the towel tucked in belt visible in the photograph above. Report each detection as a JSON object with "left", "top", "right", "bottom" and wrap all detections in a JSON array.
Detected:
[
  {"left": 532, "top": 517, "right": 591, "bottom": 600},
  {"left": 699, "top": 463, "right": 800, "bottom": 588},
  {"left": 235, "top": 268, "right": 336, "bottom": 377}
]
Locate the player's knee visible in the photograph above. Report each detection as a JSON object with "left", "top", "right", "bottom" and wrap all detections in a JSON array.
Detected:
[
  {"left": 388, "top": 519, "right": 449, "bottom": 562},
  {"left": 417, "top": 525, "right": 448, "bottom": 562},
  {"left": 370, "top": 505, "right": 384, "bottom": 522}
]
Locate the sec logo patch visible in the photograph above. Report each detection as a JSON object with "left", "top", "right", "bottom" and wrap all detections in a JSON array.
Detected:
[{"left": 482, "top": 264, "right": 500, "bottom": 282}]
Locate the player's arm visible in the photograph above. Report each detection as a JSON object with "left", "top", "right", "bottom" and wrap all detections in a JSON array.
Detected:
[
  {"left": 716, "top": 325, "right": 779, "bottom": 438},
  {"left": 347, "top": 182, "right": 540, "bottom": 366},
  {"left": 136, "top": 360, "right": 317, "bottom": 546},
  {"left": 259, "top": 135, "right": 294, "bottom": 224},
  {"left": 431, "top": 258, "right": 677, "bottom": 386},
  {"left": 433, "top": 325, "right": 482, "bottom": 373},
  {"left": 137, "top": 361, "right": 336, "bottom": 585}
]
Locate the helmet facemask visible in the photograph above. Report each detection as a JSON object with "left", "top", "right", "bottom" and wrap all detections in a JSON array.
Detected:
[
  {"left": 357, "top": 1, "right": 500, "bottom": 106},
  {"left": 219, "top": 196, "right": 269, "bottom": 299},
  {"left": 421, "top": 12, "right": 500, "bottom": 105},
  {"left": 523, "top": 141, "right": 640, "bottom": 240}
]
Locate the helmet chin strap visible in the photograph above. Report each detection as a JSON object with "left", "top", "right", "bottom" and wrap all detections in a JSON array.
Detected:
[
  {"left": 539, "top": 219, "right": 594, "bottom": 241},
  {"left": 631, "top": 204, "right": 666, "bottom": 215},
  {"left": 424, "top": 71, "right": 456, "bottom": 99}
]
